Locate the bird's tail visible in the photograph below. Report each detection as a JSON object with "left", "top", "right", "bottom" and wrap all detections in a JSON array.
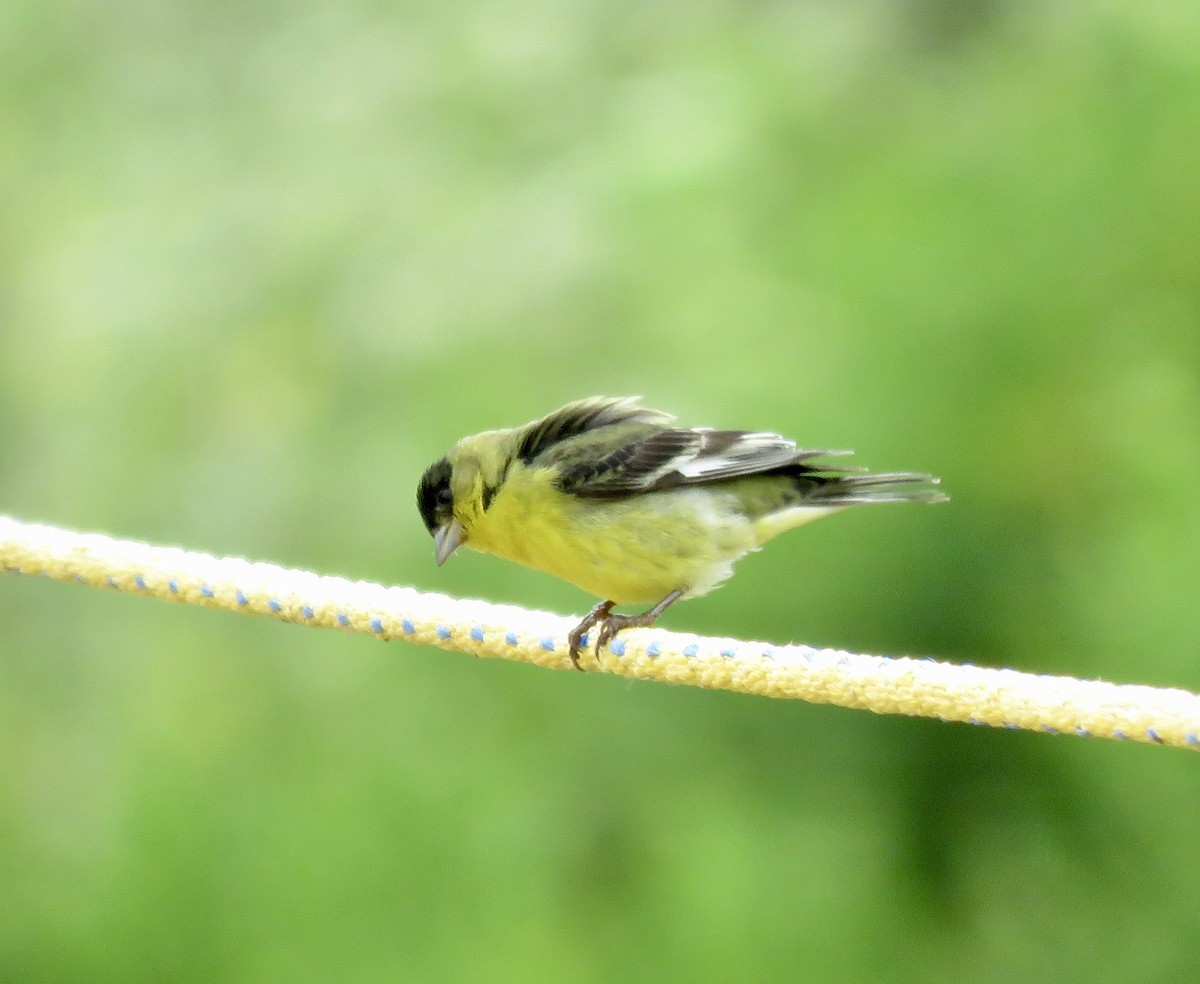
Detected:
[{"left": 802, "top": 469, "right": 948, "bottom": 506}]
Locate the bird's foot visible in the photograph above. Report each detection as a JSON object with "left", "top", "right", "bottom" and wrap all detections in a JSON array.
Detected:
[
  {"left": 566, "top": 590, "right": 685, "bottom": 671},
  {"left": 567, "top": 600, "right": 615, "bottom": 670}
]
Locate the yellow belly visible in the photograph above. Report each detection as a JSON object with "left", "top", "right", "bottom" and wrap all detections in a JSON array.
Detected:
[{"left": 463, "top": 472, "right": 759, "bottom": 604}]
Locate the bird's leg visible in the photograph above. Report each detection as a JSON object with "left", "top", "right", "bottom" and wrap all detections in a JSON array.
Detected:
[
  {"left": 568, "top": 600, "right": 616, "bottom": 670},
  {"left": 594, "top": 588, "right": 686, "bottom": 658}
]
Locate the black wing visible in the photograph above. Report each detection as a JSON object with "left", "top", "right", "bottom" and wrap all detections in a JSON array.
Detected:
[
  {"left": 558, "top": 427, "right": 845, "bottom": 498},
  {"left": 515, "top": 396, "right": 673, "bottom": 465}
]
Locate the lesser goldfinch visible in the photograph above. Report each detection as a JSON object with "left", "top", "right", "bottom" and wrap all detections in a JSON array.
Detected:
[{"left": 417, "top": 396, "right": 946, "bottom": 668}]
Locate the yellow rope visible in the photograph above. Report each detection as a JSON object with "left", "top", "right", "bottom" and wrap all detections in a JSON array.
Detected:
[{"left": 2, "top": 514, "right": 1197, "bottom": 750}]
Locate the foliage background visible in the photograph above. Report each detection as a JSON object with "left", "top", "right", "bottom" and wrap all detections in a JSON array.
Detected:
[{"left": 3, "top": 1, "right": 1199, "bottom": 980}]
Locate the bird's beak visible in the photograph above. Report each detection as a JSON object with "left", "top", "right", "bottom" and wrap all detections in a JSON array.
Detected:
[{"left": 433, "top": 519, "right": 465, "bottom": 566}]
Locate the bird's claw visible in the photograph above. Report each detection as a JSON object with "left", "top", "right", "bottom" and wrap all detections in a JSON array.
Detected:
[
  {"left": 566, "top": 589, "right": 686, "bottom": 671},
  {"left": 595, "top": 620, "right": 617, "bottom": 654},
  {"left": 567, "top": 600, "right": 615, "bottom": 671}
]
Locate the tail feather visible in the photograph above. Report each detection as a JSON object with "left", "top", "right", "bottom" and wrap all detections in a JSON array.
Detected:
[{"left": 803, "top": 470, "right": 948, "bottom": 506}]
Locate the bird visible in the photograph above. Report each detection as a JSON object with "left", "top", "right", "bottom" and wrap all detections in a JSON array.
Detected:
[{"left": 417, "top": 396, "right": 946, "bottom": 669}]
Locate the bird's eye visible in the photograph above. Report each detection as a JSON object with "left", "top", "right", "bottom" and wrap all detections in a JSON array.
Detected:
[{"left": 437, "top": 488, "right": 453, "bottom": 506}]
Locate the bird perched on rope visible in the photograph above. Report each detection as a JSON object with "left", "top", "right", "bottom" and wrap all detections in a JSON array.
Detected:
[{"left": 417, "top": 396, "right": 946, "bottom": 669}]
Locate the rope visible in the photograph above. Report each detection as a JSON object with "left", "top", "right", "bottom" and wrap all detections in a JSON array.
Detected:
[{"left": 2, "top": 514, "right": 1197, "bottom": 751}]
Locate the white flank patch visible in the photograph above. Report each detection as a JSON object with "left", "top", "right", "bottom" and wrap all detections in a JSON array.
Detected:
[{"left": 650, "top": 487, "right": 757, "bottom": 599}]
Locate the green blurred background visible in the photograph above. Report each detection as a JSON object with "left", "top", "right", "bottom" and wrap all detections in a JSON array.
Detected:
[{"left": 3, "top": 0, "right": 1199, "bottom": 980}]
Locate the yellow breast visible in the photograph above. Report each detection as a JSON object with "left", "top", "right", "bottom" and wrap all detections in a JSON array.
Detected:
[{"left": 461, "top": 466, "right": 757, "bottom": 604}]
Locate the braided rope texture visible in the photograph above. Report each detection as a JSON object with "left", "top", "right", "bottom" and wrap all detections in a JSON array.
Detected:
[{"left": 2, "top": 514, "right": 1197, "bottom": 750}]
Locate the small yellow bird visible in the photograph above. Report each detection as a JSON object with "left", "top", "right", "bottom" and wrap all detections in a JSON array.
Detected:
[{"left": 417, "top": 397, "right": 946, "bottom": 668}]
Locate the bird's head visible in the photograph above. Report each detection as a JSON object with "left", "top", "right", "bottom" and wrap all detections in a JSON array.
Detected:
[
  {"left": 417, "top": 447, "right": 498, "bottom": 565},
  {"left": 417, "top": 455, "right": 465, "bottom": 565}
]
